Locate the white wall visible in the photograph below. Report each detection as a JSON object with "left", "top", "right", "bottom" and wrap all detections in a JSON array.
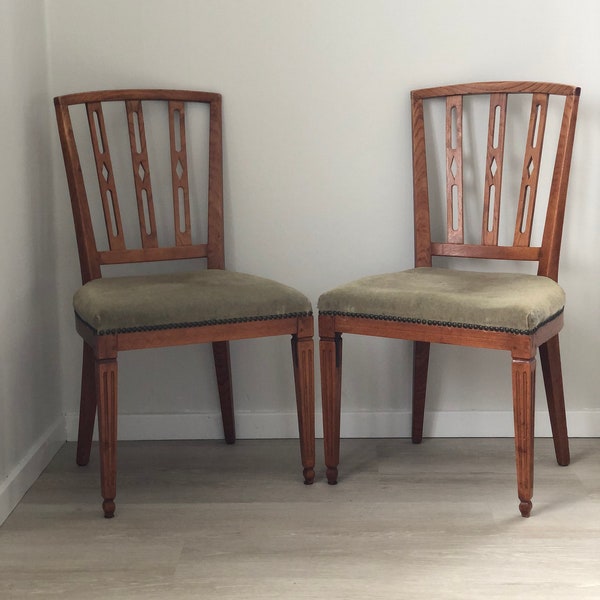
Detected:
[
  {"left": 43, "top": 0, "right": 600, "bottom": 440},
  {"left": 0, "top": 0, "right": 65, "bottom": 524}
]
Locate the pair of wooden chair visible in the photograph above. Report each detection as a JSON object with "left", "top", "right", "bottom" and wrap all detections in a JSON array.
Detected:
[{"left": 55, "top": 82, "right": 580, "bottom": 518}]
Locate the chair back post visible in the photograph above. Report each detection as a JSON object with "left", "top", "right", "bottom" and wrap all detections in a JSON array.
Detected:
[
  {"left": 538, "top": 89, "right": 580, "bottom": 281},
  {"left": 55, "top": 96, "right": 102, "bottom": 283},
  {"left": 411, "top": 93, "right": 433, "bottom": 268},
  {"left": 206, "top": 95, "right": 225, "bottom": 270}
]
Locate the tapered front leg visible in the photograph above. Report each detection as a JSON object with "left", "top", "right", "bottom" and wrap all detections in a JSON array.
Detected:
[
  {"left": 291, "top": 320, "right": 315, "bottom": 484},
  {"left": 319, "top": 316, "right": 342, "bottom": 485},
  {"left": 412, "top": 341, "right": 430, "bottom": 444},
  {"left": 212, "top": 341, "right": 236, "bottom": 444},
  {"left": 96, "top": 354, "right": 118, "bottom": 518},
  {"left": 77, "top": 341, "right": 97, "bottom": 466},
  {"left": 539, "top": 335, "right": 569, "bottom": 466},
  {"left": 512, "top": 354, "right": 536, "bottom": 518}
]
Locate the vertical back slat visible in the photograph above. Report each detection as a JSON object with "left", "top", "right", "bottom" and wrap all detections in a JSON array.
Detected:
[
  {"left": 169, "top": 101, "right": 192, "bottom": 246},
  {"left": 514, "top": 93, "right": 549, "bottom": 246},
  {"left": 481, "top": 93, "right": 507, "bottom": 245},
  {"left": 126, "top": 100, "right": 158, "bottom": 248},
  {"left": 446, "top": 96, "right": 463, "bottom": 243},
  {"left": 86, "top": 102, "right": 126, "bottom": 251}
]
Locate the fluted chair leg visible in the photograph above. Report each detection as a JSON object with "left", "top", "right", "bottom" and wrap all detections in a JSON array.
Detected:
[
  {"left": 320, "top": 331, "right": 342, "bottom": 485},
  {"left": 292, "top": 330, "right": 315, "bottom": 484},
  {"left": 96, "top": 355, "right": 118, "bottom": 519},
  {"left": 512, "top": 354, "right": 536, "bottom": 518}
]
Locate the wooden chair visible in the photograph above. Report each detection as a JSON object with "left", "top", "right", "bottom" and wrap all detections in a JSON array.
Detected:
[
  {"left": 319, "top": 82, "right": 580, "bottom": 517},
  {"left": 54, "top": 90, "right": 315, "bottom": 518}
]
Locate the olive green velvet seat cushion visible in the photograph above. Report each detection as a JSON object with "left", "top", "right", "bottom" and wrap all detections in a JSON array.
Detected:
[
  {"left": 318, "top": 267, "right": 564, "bottom": 334},
  {"left": 74, "top": 270, "right": 312, "bottom": 335}
]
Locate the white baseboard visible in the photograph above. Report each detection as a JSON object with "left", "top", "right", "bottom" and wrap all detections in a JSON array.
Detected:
[
  {"left": 65, "top": 409, "right": 600, "bottom": 441},
  {"left": 0, "top": 417, "right": 65, "bottom": 526}
]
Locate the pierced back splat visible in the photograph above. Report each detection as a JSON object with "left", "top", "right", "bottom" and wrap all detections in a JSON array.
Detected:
[{"left": 411, "top": 82, "right": 580, "bottom": 277}]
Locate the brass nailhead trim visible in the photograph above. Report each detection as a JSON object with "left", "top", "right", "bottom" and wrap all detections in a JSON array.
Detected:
[
  {"left": 318, "top": 307, "right": 563, "bottom": 336},
  {"left": 76, "top": 311, "right": 313, "bottom": 336}
]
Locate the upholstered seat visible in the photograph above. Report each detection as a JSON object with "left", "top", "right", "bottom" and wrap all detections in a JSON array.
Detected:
[
  {"left": 319, "top": 268, "right": 564, "bottom": 334},
  {"left": 75, "top": 270, "right": 312, "bottom": 335}
]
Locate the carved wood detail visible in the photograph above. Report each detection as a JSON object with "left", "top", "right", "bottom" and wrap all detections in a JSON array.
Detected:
[
  {"left": 446, "top": 96, "right": 463, "bottom": 243},
  {"left": 482, "top": 93, "right": 507, "bottom": 245},
  {"left": 126, "top": 100, "right": 158, "bottom": 248},
  {"left": 86, "top": 102, "right": 125, "bottom": 251},
  {"left": 514, "top": 93, "right": 549, "bottom": 246},
  {"left": 168, "top": 101, "right": 192, "bottom": 246}
]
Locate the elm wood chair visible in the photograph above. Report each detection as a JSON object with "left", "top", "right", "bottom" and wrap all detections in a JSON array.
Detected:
[
  {"left": 54, "top": 89, "right": 315, "bottom": 518},
  {"left": 319, "top": 82, "right": 580, "bottom": 517}
]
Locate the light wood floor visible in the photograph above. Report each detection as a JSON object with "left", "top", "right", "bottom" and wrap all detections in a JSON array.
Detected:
[{"left": 1, "top": 438, "right": 599, "bottom": 599}]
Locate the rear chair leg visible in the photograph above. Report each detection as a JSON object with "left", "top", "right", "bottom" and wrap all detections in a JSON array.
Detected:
[
  {"left": 77, "top": 341, "right": 97, "bottom": 466},
  {"left": 412, "top": 341, "right": 430, "bottom": 444},
  {"left": 212, "top": 341, "right": 236, "bottom": 444},
  {"left": 539, "top": 335, "right": 569, "bottom": 466}
]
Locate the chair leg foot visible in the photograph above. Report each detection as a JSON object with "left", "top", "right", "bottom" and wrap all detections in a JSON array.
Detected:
[
  {"left": 102, "top": 499, "right": 116, "bottom": 518},
  {"left": 519, "top": 500, "right": 532, "bottom": 518},
  {"left": 326, "top": 467, "right": 338, "bottom": 484},
  {"left": 303, "top": 467, "right": 315, "bottom": 484}
]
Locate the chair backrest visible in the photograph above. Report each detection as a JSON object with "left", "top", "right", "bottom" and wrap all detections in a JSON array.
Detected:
[
  {"left": 55, "top": 90, "right": 224, "bottom": 284},
  {"left": 410, "top": 82, "right": 580, "bottom": 281}
]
